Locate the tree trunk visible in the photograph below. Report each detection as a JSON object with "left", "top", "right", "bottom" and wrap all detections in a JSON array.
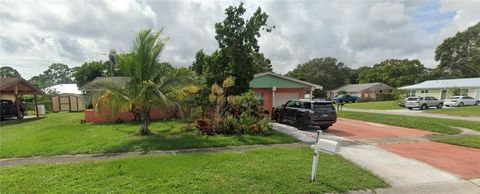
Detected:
[{"left": 139, "top": 111, "right": 150, "bottom": 135}]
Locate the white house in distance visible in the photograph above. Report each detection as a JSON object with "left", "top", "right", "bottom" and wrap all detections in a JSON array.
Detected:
[{"left": 398, "top": 77, "right": 480, "bottom": 100}]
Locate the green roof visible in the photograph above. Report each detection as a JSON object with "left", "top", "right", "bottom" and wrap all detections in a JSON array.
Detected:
[{"left": 249, "top": 72, "right": 322, "bottom": 89}]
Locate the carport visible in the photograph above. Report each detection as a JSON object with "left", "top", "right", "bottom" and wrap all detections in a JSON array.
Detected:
[{"left": 0, "top": 77, "right": 44, "bottom": 119}]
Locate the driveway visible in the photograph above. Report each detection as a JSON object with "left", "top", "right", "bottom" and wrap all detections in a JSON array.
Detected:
[
  {"left": 328, "top": 118, "right": 433, "bottom": 139},
  {"left": 342, "top": 107, "right": 480, "bottom": 122},
  {"left": 271, "top": 118, "right": 480, "bottom": 192}
]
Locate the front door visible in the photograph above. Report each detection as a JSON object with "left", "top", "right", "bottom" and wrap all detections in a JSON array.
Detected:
[{"left": 441, "top": 90, "right": 447, "bottom": 100}]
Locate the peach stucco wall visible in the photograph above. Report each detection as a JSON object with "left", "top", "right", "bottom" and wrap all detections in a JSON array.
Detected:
[{"left": 252, "top": 88, "right": 305, "bottom": 114}]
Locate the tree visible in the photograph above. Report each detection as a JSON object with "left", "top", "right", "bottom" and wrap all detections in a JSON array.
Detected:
[
  {"left": 211, "top": 3, "right": 271, "bottom": 95},
  {"left": 358, "top": 59, "right": 427, "bottom": 88},
  {"left": 435, "top": 22, "right": 480, "bottom": 78},
  {"left": 72, "top": 61, "right": 106, "bottom": 87},
  {"left": 191, "top": 50, "right": 208, "bottom": 75},
  {"left": 96, "top": 29, "right": 198, "bottom": 135},
  {"left": 251, "top": 52, "right": 273, "bottom": 73},
  {"left": 43, "top": 63, "right": 74, "bottom": 84},
  {"left": 349, "top": 66, "right": 371, "bottom": 84},
  {"left": 287, "top": 57, "right": 352, "bottom": 91},
  {"left": 28, "top": 74, "right": 54, "bottom": 89},
  {"left": 0, "top": 66, "right": 21, "bottom": 78}
]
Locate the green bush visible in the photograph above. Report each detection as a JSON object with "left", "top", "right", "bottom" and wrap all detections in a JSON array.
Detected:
[{"left": 258, "top": 118, "right": 272, "bottom": 134}]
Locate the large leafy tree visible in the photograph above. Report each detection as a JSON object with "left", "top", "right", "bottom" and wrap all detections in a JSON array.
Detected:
[
  {"left": 251, "top": 52, "right": 273, "bottom": 73},
  {"left": 208, "top": 3, "right": 270, "bottom": 95},
  {"left": 44, "top": 63, "right": 74, "bottom": 84},
  {"left": 72, "top": 61, "right": 106, "bottom": 87},
  {"left": 435, "top": 22, "right": 480, "bottom": 78},
  {"left": 358, "top": 59, "right": 427, "bottom": 87},
  {"left": 28, "top": 63, "right": 73, "bottom": 88},
  {"left": 0, "top": 66, "right": 21, "bottom": 78},
  {"left": 287, "top": 57, "right": 352, "bottom": 91},
  {"left": 96, "top": 29, "right": 197, "bottom": 135}
]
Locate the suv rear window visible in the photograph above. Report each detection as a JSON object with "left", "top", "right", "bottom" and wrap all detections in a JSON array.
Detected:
[
  {"left": 312, "top": 102, "right": 334, "bottom": 111},
  {"left": 407, "top": 97, "right": 418, "bottom": 101}
]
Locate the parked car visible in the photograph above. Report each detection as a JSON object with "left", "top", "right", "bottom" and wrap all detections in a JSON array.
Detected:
[
  {"left": 273, "top": 99, "right": 337, "bottom": 130},
  {"left": 405, "top": 96, "right": 443, "bottom": 110},
  {"left": 398, "top": 98, "right": 408, "bottom": 107},
  {"left": 332, "top": 94, "right": 359, "bottom": 103},
  {"left": 444, "top": 96, "right": 480, "bottom": 107},
  {"left": 0, "top": 100, "right": 27, "bottom": 120}
]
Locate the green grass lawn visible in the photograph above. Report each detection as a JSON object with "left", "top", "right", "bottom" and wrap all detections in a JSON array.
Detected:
[
  {"left": 0, "top": 147, "right": 388, "bottom": 193},
  {"left": 0, "top": 113, "right": 297, "bottom": 158},
  {"left": 425, "top": 106, "right": 480, "bottom": 117},
  {"left": 435, "top": 136, "right": 480, "bottom": 149},
  {"left": 337, "top": 111, "right": 480, "bottom": 134},
  {"left": 343, "top": 101, "right": 402, "bottom": 110}
]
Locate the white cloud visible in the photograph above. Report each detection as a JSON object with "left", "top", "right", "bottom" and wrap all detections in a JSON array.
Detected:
[{"left": 0, "top": 0, "right": 478, "bottom": 79}]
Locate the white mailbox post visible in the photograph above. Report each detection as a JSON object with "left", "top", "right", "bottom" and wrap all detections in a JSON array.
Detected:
[{"left": 310, "top": 130, "right": 341, "bottom": 181}]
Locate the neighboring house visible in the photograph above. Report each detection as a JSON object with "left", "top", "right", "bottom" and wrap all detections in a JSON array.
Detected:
[
  {"left": 398, "top": 77, "right": 480, "bottom": 100},
  {"left": 249, "top": 72, "right": 322, "bottom": 115},
  {"left": 329, "top": 83, "right": 395, "bottom": 101},
  {"left": 44, "top": 84, "right": 82, "bottom": 94},
  {"left": 80, "top": 77, "right": 175, "bottom": 123}
]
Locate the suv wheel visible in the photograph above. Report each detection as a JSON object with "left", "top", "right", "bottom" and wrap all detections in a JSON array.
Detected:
[
  {"left": 296, "top": 117, "right": 305, "bottom": 130},
  {"left": 420, "top": 104, "right": 427, "bottom": 110},
  {"left": 275, "top": 113, "right": 282, "bottom": 123},
  {"left": 475, "top": 101, "right": 479, "bottom": 106},
  {"left": 320, "top": 125, "right": 329, "bottom": 131},
  {"left": 459, "top": 102, "right": 464, "bottom": 107},
  {"left": 407, "top": 107, "right": 413, "bottom": 110},
  {"left": 437, "top": 103, "right": 443, "bottom": 109}
]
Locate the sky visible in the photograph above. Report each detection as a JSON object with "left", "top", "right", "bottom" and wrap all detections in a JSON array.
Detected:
[{"left": 0, "top": 0, "right": 479, "bottom": 79}]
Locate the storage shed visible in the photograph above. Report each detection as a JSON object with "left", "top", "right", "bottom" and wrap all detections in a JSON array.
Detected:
[{"left": 52, "top": 94, "right": 85, "bottom": 112}]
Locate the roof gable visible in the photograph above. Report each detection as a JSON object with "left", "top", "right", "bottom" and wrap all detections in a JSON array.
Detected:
[
  {"left": 399, "top": 77, "right": 480, "bottom": 90},
  {"left": 333, "top": 83, "right": 393, "bottom": 92},
  {"left": 249, "top": 72, "right": 322, "bottom": 89},
  {"left": 0, "top": 77, "right": 44, "bottom": 94},
  {"left": 80, "top": 77, "right": 130, "bottom": 91}
]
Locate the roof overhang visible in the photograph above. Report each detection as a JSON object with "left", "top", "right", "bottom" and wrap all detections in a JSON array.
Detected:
[
  {"left": 252, "top": 72, "right": 323, "bottom": 90},
  {"left": 0, "top": 77, "right": 44, "bottom": 95}
]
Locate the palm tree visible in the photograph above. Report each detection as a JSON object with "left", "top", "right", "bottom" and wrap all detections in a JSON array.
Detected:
[{"left": 96, "top": 29, "right": 198, "bottom": 135}]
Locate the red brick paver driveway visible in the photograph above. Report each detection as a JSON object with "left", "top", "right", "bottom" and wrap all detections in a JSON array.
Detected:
[
  {"left": 380, "top": 141, "right": 480, "bottom": 179},
  {"left": 328, "top": 118, "right": 433, "bottom": 139}
]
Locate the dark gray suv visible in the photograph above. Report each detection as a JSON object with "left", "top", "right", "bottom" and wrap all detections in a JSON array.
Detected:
[{"left": 273, "top": 99, "right": 337, "bottom": 130}]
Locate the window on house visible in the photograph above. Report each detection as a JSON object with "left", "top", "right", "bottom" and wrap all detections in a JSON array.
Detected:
[
  {"left": 409, "top": 90, "right": 416, "bottom": 97},
  {"left": 461, "top": 89, "right": 469, "bottom": 96},
  {"left": 420, "top": 90, "right": 429, "bottom": 94}
]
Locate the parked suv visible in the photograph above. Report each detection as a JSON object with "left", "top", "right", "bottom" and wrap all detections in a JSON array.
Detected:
[
  {"left": 444, "top": 96, "right": 479, "bottom": 107},
  {"left": 405, "top": 96, "right": 443, "bottom": 110},
  {"left": 0, "top": 100, "right": 27, "bottom": 120},
  {"left": 273, "top": 99, "right": 337, "bottom": 130},
  {"left": 332, "top": 94, "right": 358, "bottom": 103}
]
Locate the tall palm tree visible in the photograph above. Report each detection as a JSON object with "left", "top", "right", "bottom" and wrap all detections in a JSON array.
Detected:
[{"left": 96, "top": 29, "right": 198, "bottom": 135}]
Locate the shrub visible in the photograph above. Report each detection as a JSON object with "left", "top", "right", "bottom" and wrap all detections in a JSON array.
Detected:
[
  {"left": 196, "top": 119, "right": 214, "bottom": 135},
  {"left": 258, "top": 118, "right": 272, "bottom": 134},
  {"left": 194, "top": 77, "right": 271, "bottom": 135}
]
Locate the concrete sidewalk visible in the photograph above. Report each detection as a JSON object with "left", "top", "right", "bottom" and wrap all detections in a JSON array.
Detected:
[
  {"left": 0, "top": 143, "right": 305, "bottom": 167},
  {"left": 271, "top": 122, "right": 480, "bottom": 193},
  {"left": 349, "top": 179, "right": 480, "bottom": 194},
  {"left": 342, "top": 107, "right": 480, "bottom": 122}
]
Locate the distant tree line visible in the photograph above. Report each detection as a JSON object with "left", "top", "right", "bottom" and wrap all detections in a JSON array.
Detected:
[
  {"left": 285, "top": 22, "right": 480, "bottom": 97},
  {"left": 2, "top": 21, "right": 477, "bottom": 94}
]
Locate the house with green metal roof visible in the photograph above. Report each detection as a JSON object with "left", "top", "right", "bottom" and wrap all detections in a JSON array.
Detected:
[{"left": 249, "top": 72, "right": 322, "bottom": 114}]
